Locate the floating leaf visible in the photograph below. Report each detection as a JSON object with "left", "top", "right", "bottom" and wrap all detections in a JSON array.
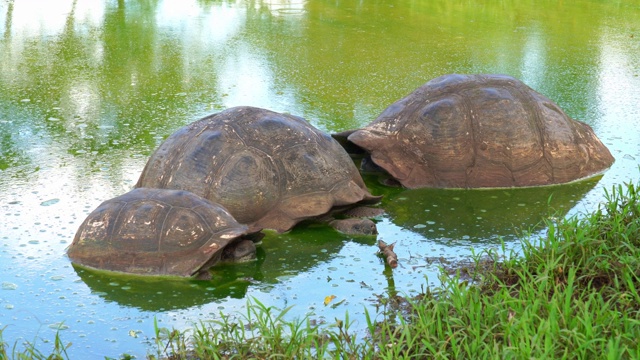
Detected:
[
  {"left": 40, "top": 198, "right": 60, "bottom": 207},
  {"left": 324, "top": 295, "right": 336, "bottom": 306},
  {"left": 2, "top": 282, "right": 18, "bottom": 290},
  {"left": 331, "top": 299, "right": 346, "bottom": 309},
  {"left": 48, "top": 322, "right": 69, "bottom": 330}
]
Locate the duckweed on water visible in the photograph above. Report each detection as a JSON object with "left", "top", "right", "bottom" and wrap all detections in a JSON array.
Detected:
[
  {"left": 28, "top": 180, "right": 629, "bottom": 359},
  {"left": 2, "top": 181, "right": 640, "bottom": 358}
]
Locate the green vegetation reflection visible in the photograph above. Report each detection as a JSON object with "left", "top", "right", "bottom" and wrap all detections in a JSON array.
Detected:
[
  {"left": 378, "top": 177, "right": 601, "bottom": 243},
  {"left": 73, "top": 226, "right": 362, "bottom": 311}
]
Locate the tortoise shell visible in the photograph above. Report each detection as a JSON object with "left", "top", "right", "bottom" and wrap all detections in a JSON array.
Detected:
[
  {"left": 67, "top": 188, "right": 250, "bottom": 277},
  {"left": 344, "top": 74, "right": 615, "bottom": 188},
  {"left": 136, "top": 106, "right": 379, "bottom": 232}
]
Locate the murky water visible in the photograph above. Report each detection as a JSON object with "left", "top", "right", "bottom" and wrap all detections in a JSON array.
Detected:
[{"left": 1, "top": 0, "right": 639, "bottom": 357}]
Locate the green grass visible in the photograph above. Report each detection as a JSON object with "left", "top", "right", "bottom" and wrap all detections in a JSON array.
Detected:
[
  {"left": 3, "top": 181, "right": 640, "bottom": 359},
  {"left": 368, "top": 181, "right": 640, "bottom": 359},
  {"left": 0, "top": 325, "right": 70, "bottom": 360},
  {"left": 148, "top": 299, "right": 370, "bottom": 359}
]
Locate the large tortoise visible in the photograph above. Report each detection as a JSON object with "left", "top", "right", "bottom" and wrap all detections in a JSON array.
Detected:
[
  {"left": 336, "top": 74, "right": 615, "bottom": 188},
  {"left": 67, "top": 188, "right": 260, "bottom": 278},
  {"left": 136, "top": 106, "right": 380, "bottom": 233}
]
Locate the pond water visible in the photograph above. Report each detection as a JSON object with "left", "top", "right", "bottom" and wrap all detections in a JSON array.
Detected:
[{"left": 1, "top": 0, "right": 639, "bottom": 357}]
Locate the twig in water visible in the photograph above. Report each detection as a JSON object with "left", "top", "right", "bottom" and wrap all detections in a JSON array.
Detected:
[{"left": 378, "top": 240, "right": 398, "bottom": 268}]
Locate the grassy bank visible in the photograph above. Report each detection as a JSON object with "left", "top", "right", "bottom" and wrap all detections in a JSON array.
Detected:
[
  {"left": 367, "top": 181, "right": 640, "bottom": 359},
  {"left": 2, "top": 181, "right": 640, "bottom": 359}
]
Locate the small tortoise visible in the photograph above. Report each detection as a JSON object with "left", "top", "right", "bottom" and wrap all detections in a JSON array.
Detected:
[
  {"left": 67, "top": 188, "right": 260, "bottom": 278},
  {"left": 336, "top": 74, "right": 614, "bottom": 188},
  {"left": 136, "top": 106, "right": 380, "bottom": 232}
]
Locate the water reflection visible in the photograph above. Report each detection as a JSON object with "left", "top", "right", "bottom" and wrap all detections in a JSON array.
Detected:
[
  {"left": 1, "top": 0, "right": 638, "bottom": 166},
  {"left": 72, "top": 264, "right": 256, "bottom": 311},
  {"left": 381, "top": 177, "right": 601, "bottom": 244},
  {"left": 72, "top": 226, "right": 356, "bottom": 311}
]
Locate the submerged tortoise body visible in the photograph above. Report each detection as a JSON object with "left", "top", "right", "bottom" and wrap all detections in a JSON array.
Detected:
[
  {"left": 68, "top": 188, "right": 253, "bottom": 278},
  {"left": 343, "top": 74, "right": 614, "bottom": 188},
  {"left": 136, "top": 106, "right": 379, "bottom": 232}
]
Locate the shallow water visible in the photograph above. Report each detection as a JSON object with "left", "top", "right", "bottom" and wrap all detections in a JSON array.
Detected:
[{"left": 1, "top": 0, "right": 639, "bottom": 357}]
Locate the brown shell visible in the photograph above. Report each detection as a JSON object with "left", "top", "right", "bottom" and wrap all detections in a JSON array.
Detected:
[
  {"left": 67, "top": 188, "right": 249, "bottom": 277},
  {"left": 347, "top": 74, "right": 615, "bottom": 188},
  {"left": 136, "top": 106, "right": 379, "bottom": 232}
]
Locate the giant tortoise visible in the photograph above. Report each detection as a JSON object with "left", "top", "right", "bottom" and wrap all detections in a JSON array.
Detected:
[
  {"left": 136, "top": 106, "right": 380, "bottom": 232},
  {"left": 67, "top": 188, "right": 260, "bottom": 278},
  {"left": 335, "top": 74, "right": 614, "bottom": 188}
]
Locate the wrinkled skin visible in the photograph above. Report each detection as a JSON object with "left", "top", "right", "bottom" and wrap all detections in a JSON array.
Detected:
[
  {"left": 222, "top": 239, "right": 257, "bottom": 262},
  {"left": 67, "top": 188, "right": 256, "bottom": 278},
  {"left": 341, "top": 74, "right": 615, "bottom": 188},
  {"left": 329, "top": 218, "right": 378, "bottom": 236},
  {"left": 136, "top": 106, "right": 380, "bottom": 232}
]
